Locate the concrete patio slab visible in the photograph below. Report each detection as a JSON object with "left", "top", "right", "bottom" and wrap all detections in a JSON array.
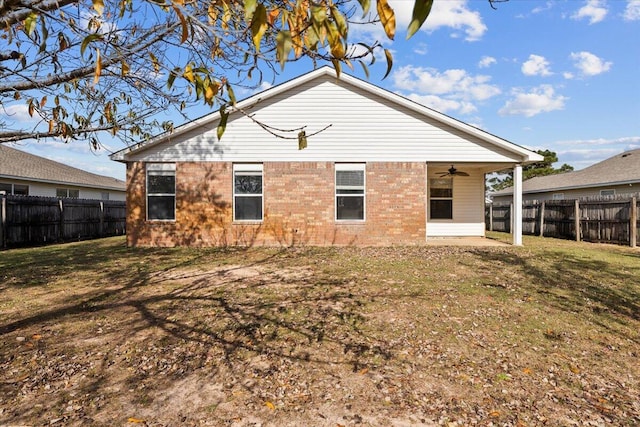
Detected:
[{"left": 425, "top": 237, "right": 509, "bottom": 247}]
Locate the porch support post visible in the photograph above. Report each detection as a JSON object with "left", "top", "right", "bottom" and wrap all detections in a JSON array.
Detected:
[{"left": 512, "top": 164, "right": 523, "bottom": 246}]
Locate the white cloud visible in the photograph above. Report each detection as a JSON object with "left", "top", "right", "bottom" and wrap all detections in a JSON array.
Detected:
[
  {"left": 563, "top": 72, "right": 575, "bottom": 80},
  {"left": 571, "top": 0, "right": 608, "bottom": 24},
  {"left": 478, "top": 56, "right": 496, "bottom": 68},
  {"left": 532, "top": 2, "right": 554, "bottom": 14},
  {"left": 388, "top": 0, "right": 487, "bottom": 41},
  {"left": 570, "top": 51, "right": 612, "bottom": 76},
  {"left": 556, "top": 136, "right": 640, "bottom": 146},
  {"left": 405, "top": 94, "right": 477, "bottom": 115},
  {"left": 521, "top": 54, "right": 553, "bottom": 76},
  {"left": 0, "top": 104, "right": 35, "bottom": 123},
  {"left": 499, "top": 85, "right": 567, "bottom": 117},
  {"left": 391, "top": 65, "right": 500, "bottom": 115},
  {"left": 624, "top": 0, "right": 640, "bottom": 21}
]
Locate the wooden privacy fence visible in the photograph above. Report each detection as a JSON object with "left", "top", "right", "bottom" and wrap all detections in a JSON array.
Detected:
[
  {"left": 1, "top": 194, "right": 126, "bottom": 249},
  {"left": 487, "top": 196, "right": 639, "bottom": 247}
]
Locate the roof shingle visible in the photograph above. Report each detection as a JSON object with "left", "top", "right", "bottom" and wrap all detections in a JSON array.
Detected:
[
  {"left": 0, "top": 144, "right": 125, "bottom": 190},
  {"left": 492, "top": 148, "right": 640, "bottom": 196}
]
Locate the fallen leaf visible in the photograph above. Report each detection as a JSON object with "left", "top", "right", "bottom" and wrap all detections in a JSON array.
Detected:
[
  {"left": 32, "top": 334, "right": 42, "bottom": 340},
  {"left": 359, "top": 368, "right": 369, "bottom": 375},
  {"left": 522, "top": 368, "right": 532, "bottom": 375},
  {"left": 127, "top": 418, "right": 145, "bottom": 423},
  {"left": 569, "top": 365, "right": 580, "bottom": 374},
  {"left": 489, "top": 410, "right": 501, "bottom": 417},
  {"left": 265, "top": 401, "right": 275, "bottom": 410}
]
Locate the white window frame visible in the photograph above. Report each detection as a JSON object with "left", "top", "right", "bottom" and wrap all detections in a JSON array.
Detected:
[
  {"left": 146, "top": 163, "right": 176, "bottom": 221},
  {"left": 233, "top": 163, "right": 264, "bottom": 222},
  {"left": 335, "top": 163, "right": 366, "bottom": 222},
  {"left": 56, "top": 188, "right": 79, "bottom": 198},
  {"left": 0, "top": 183, "right": 29, "bottom": 195},
  {"left": 429, "top": 178, "right": 453, "bottom": 220},
  {"left": 600, "top": 189, "right": 615, "bottom": 197}
]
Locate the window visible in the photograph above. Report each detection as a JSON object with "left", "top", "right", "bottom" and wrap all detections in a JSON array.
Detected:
[
  {"left": 430, "top": 178, "right": 453, "bottom": 220},
  {"left": 56, "top": 188, "right": 79, "bottom": 198},
  {"left": 336, "top": 164, "right": 365, "bottom": 221},
  {"left": 101, "top": 192, "right": 110, "bottom": 201},
  {"left": 600, "top": 189, "right": 615, "bottom": 197},
  {"left": 147, "top": 163, "right": 176, "bottom": 221},
  {"left": 0, "top": 183, "right": 29, "bottom": 195},
  {"left": 233, "top": 164, "right": 263, "bottom": 221},
  {"left": 552, "top": 193, "right": 565, "bottom": 200}
]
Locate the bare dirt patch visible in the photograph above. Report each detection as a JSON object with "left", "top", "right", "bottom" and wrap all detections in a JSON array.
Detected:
[{"left": 1, "top": 236, "right": 639, "bottom": 426}]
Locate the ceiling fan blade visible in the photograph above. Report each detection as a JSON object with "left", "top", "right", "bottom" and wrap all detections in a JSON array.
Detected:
[{"left": 455, "top": 171, "right": 470, "bottom": 176}]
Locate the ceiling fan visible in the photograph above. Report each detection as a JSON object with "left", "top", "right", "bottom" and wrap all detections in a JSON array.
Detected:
[{"left": 438, "top": 165, "right": 469, "bottom": 177}]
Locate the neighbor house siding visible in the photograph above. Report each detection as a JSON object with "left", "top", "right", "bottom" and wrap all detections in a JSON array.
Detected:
[
  {"left": 0, "top": 177, "right": 125, "bottom": 200},
  {"left": 128, "top": 76, "right": 522, "bottom": 165},
  {"left": 126, "top": 161, "right": 427, "bottom": 247}
]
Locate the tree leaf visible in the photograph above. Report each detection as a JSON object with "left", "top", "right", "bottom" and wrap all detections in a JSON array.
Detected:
[
  {"left": 183, "top": 64, "right": 195, "bottom": 83},
  {"left": 93, "top": 49, "right": 102, "bottom": 85},
  {"left": 173, "top": 5, "right": 189, "bottom": 43},
  {"left": 297, "top": 130, "right": 307, "bottom": 150},
  {"left": 331, "top": 6, "right": 348, "bottom": 39},
  {"left": 121, "top": 60, "right": 130, "bottom": 76},
  {"left": 244, "top": 0, "right": 257, "bottom": 22},
  {"left": 80, "top": 34, "right": 102, "bottom": 58},
  {"left": 358, "top": 60, "right": 370, "bottom": 79},
  {"left": 217, "top": 105, "right": 228, "bottom": 140},
  {"left": 24, "top": 12, "right": 38, "bottom": 36},
  {"left": 376, "top": 0, "right": 396, "bottom": 40},
  {"left": 382, "top": 48, "right": 393, "bottom": 80},
  {"left": 251, "top": 3, "right": 268, "bottom": 52},
  {"left": 93, "top": 0, "right": 105, "bottom": 16},
  {"left": 276, "top": 30, "right": 292, "bottom": 70},
  {"left": 356, "top": 0, "right": 371, "bottom": 17},
  {"left": 407, "top": 0, "right": 433, "bottom": 39},
  {"left": 226, "top": 81, "right": 236, "bottom": 105}
]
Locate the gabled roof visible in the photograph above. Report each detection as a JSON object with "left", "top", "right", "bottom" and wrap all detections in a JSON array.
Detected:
[
  {"left": 0, "top": 144, "right": 125, "bottom": 191},
  {"left": 111, "top": 66, "right": 542, "bottom": 164},
  {"left": 492, "top": 148, "right": 640, "bottom": 196}
]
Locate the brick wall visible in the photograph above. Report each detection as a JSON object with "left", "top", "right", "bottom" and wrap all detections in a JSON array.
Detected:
[{"left": 126, "top": 161, "right": 427, "bottom": 247}]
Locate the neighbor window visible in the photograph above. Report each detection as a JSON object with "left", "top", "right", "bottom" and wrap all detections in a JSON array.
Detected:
[
  {"left": 430, "top": 178, "right": 453, "bottom": 220},
  {"left": 600, "top": 189, "right": 615, "bottom": 197},
  {"left": 552, "top": 193, "right": 565, "bottom": 200},
  {"left": 0, "top": 183, "right": 29, "bottom": 195},
  {"left": 233, "top": 164, "right": 263, "bottom": 221},
  {"left": 101, "top": 192, "right": 110, "bottom": 201},
  {"left": 147, "top": 163, "right": 176, "bottom": 221},
  {"left": 335, "top": 163, "right": 365, "bottom": 221},
  {"left": 56, "top": 188, "right": 79, "bottom": 198}
]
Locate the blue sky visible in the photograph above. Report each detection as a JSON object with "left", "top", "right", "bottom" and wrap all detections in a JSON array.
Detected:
[{"left": 6, "top": 0, "right": 640, "bottom": 181}]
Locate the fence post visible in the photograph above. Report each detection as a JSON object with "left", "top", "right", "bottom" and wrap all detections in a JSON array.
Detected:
[
  {"left": 539, "top": 201, "right": 545, "bottom": 237},
  {"left": 1, "top": 192, "right": 6, "bottom": 248},
  {"left": 489, "top": 204, "right": 493, "bottom": 231},
  {"left": 574, "top": 199, "right": 581, "bottom": 242},
  {"left": 99, "top": 201, "right": 104, "bottom": 237},
  {"left": 59, "top": 198, "right": 64, "bottom": 241},
  {"left": 631, "top": 197, "right": 637, "bottom": 248}
]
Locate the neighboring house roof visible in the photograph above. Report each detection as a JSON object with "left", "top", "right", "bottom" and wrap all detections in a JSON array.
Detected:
[
  {"left": 0, "top": 144, "right": 126, "bottom": 191},
  {"left": 492, "top": 148, "right": 640, "bottom": 196},
  {"left": 111, "top": 66, "right": 543, "bottom": 164}
]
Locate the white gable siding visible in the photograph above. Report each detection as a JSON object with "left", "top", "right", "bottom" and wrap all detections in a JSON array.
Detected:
[
  {"left": 427, "top": 171, "right": 485, "bottom": 237},
  {"left": 129, "top": 76, "right": 522, "bottom": 164}
]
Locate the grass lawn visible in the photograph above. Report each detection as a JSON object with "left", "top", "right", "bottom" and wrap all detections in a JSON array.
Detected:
[{"left": 0, "top": 233, "right": 638, "bottom": 426}]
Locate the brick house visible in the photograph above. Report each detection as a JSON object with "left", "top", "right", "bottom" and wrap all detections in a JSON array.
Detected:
[{"left": 111, "top": 67, "right": 542, "bottom": 247}]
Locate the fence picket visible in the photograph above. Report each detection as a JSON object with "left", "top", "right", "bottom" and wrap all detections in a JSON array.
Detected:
[
  {"left": 0, "top": 195, "right": 125, "bottom": 249},
  {"left": 487, "top": 194, "right": 640, "bottom": 247}
]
